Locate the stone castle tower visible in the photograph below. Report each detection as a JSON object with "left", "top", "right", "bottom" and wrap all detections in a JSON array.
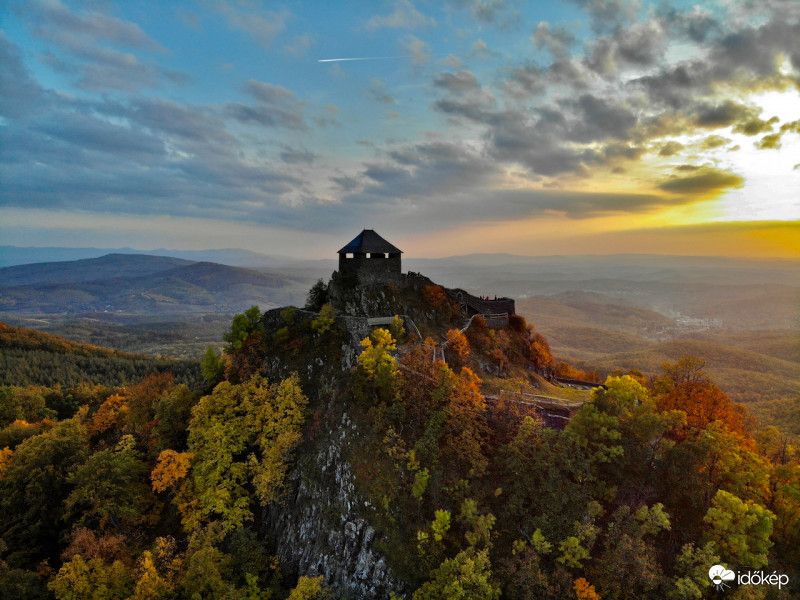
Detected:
[{"left": 338, "top": 229, "right": 402, "bottom": 282}]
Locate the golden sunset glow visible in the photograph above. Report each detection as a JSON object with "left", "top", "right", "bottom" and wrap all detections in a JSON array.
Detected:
[{"left": 1, "top": 0, "right": 798, "bottom": 258}]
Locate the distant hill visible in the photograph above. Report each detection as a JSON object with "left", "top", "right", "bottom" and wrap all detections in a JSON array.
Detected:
[
  {"left": 0, "top": 246, "right": 280, "bottom": 268},
  {"left": 517, "top": 292, "right": 799, "bottom": 405},
  {"left": 0, "top": 322, "right": 200, "bottom": 387},
  {"left": 0, "top": 253, "right": 193, "bottom": 287},
  {"left": 518, "top": 293, "right": 673, "bottom": 336},
  {"left": 0, "top": 254, "right": 311, "bottom": 315}
]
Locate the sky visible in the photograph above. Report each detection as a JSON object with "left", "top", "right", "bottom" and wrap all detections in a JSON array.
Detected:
[{"left": 1, "top": 0, "right": 799, "bottom": 259}]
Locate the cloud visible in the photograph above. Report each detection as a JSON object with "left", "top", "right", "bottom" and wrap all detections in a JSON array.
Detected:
[
  {"left": 440, "top": 55, "right": 463, "bottom": 69},
  {"left": 658, "top": 166, "right": 744, "bottom": 196},
  {"left": 446, "top": 0, "right": 518, "bottom": 25},
  {"left": 658, "top": 141, "right": 684, "bottom": 156},
  {"left": 503, "top": 65, "right": 547, "bottom": 99},
  {"left": 658, "top": 4, "right": 718, "bottom": 42},
  {"left": 368, "top": 79, "right": 396, "bottom": 104},
  {"left": 755, "top": 133, "right": 782, "bottom": 149},
  {"left": 701, "top": 135, "right": 731, "bottom": 149},
  {"left": 22, "top": 0, "right": 190, "bottom": 92},
  {"left": 279, "top": 146, "right": 317, "bottom": 164},
  {"left": 365, "top": 0, "right": 435, "bottom": 30},
  {"left": 433, "top": 88, "right": 497, "bottom": 123},
  {"left": 631, "top": 14, "right": 800, "bottom": 113},
  {"left": 532, "top": 21, "right": 576, "bottom": 58},
  {"left": 312, "top": 105, "right": 340, "bottom": 128},
  {"left": 38, "top": 112, "right": 166, "bottom": 161},
  {"left": 433, "top": 70, "right": 481, "bottom": 93},
  {"left": 214, "top": 3, "right": 290, "bottom": 48},
  {"left": 733, "top": 116, "right": 778, "bottom": 136},
  {"left": 26, "top": 0, "right": 164, "bottom": 51},
  {"left": 567, "top": 0, "right": 640, "bottom": 33},
  {"left": 692, "top": 100, "right": 779, "bottom": 136},
  {"left": 401, "top": 35, "right": 431, "bottom": 65},
  {"left": 224, "top": 80, "right": 307, "bottom": 129},
  {"left": 0, "top": 33, "right": 48, "bottom": 118},
  {"left": 561, "top": 94, "right": 637, "bottom": 143},
  {"left": 331, "top": 174, "right": 361, "bottom": 192},
  {"left": 614, "top": 20, "right": 666, "bottom": 65},
  {"left": 781, "top": 120, "right": 800, "bottom": 134},
  {"left": 176, "top": 8, "right": 202, "bottom": 31},
  {"left": 98, "top": 98, "right": 231, "bottom": 143},
  {"left": 284, "top": 34, "right": 313, "bottom": 57}
]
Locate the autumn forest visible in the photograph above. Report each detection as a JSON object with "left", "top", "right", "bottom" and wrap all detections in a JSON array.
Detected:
[{"left": 1, "top": 272, "right": 798, "bottom": 600}]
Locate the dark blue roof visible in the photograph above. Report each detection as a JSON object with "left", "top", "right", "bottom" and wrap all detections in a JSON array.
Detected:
[{"left": 338, "top": 229, "right": 402, "bottom": 254}]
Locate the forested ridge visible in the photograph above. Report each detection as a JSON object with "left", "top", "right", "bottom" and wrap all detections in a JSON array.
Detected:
[
  {"left": 0, "top": 294, "right": 797, "bottom": 599},
  {"left": 0, "top": 323, "right": 201, "bottom": 388}
]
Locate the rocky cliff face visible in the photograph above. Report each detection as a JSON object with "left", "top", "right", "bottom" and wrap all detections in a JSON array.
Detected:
[
  {"left": 259, "top": 305, "right": 409, "bottom": 600},
  {"left": 264, "top": 408, "right": 407, "bottom": 599}
]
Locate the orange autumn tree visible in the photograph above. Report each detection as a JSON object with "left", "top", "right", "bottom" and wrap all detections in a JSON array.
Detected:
[
  {"left": 151, "top": 450, "right": 194, "bottom": 493},
  {"left": 422, "top": 285, "right": 460, "bottom": 320},
  {"left": 439, "top": 366, "right": 489, "bottom": 483},
  {"left": 658, "top": 380, "right": 749, "bottom": 437},
  {"left": 89, "top": 393, "right": 128, "bottom": 437},
  {"left": 655, "top": 356, "right": 749, "bottom": 439},
  {"left": 574, "top": 577, "right": 601, "bottom": 600},
  {"left": 444, "top": 328, "right": 471, "bottom": 372}
]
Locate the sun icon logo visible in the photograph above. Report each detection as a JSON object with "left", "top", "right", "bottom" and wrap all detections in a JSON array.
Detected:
[{"left": 709, "top": 564, "right": 736, "bottom": 591}]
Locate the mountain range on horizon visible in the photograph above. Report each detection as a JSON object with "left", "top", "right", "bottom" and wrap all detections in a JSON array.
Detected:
[{"left": 0, "top": 254, "right": 310, "bottom": 316}]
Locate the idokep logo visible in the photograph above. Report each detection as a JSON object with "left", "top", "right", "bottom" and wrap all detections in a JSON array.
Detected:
[
  {"left": 709, "top": 565, "right": 735, "bottom": 591},
  {"left": 708, "top": 564, "right": 790, "bottom": 592}
]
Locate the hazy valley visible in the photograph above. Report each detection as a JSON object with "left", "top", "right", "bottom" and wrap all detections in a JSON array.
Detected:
[{"left": 3, "top": 249, "right": 796, "bottom": 411}]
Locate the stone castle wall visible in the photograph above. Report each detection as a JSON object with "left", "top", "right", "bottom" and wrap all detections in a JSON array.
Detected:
[{"left": 339, "top": 254, "right": 401, "bottom": 282}]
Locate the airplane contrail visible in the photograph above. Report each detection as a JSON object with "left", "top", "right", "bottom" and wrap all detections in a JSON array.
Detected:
[{"left": 318, "top": 56, "right": 401, "bottom": 62}]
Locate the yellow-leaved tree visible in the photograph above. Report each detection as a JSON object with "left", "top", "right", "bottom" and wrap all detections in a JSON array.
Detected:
[{"left": 176, "top": 374, "right": 308, "bottom": 537}]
